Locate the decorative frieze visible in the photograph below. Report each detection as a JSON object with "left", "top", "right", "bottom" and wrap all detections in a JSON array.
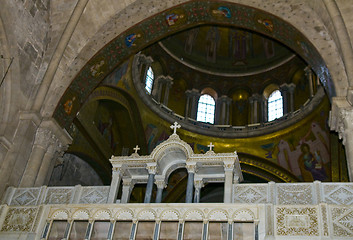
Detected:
[
  {"left": 1, "top": 207, "right": 38, "bottom": 232},
  {"left": 275, "top": 206, "right": 319, "bottom": 236}
]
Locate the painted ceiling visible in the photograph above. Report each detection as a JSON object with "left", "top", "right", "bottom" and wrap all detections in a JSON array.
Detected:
[
  {"left": 53, "top": 1, "right": 334, "bottom": 130},
  {"left": 160, "top": 25, "right": 295, "bottom": 75}
]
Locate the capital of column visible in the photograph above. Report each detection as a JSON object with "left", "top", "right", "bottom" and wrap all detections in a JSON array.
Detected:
[
  {"left": 155, "top": 179, "right": 167, "bottom": 189},
  {"left": 218, "top": 95, "right": 232, "bottom": 103},
  {"left": 223, "top": 161, "right": 234, "bottom": 172},
  {"left": 185, "top": 88, "right": 200, "bottom": 97},
  {"left": 122, "top": 178, "right": 134, "bottom": 188},
  {"left": 248, "top": 93, "right": 262, "bottom": 103},
  {"left": 48, "top": 131, "right": 69, "bottom": 154},
  {"left": 146, "top": 164, "right": 157, "bottom": 174},
  {"left": 279, "top": 83, "right": 290, "bottom": 93},
  {"left": 34, "top": 128, "right": 52, "bottom": 149},
  {"left": 287, "top": 83, "right": 296, "bottom": 93},
  {"left": 186, "top": 163, "right": 197, "bottom": 173},
  {"left": 156, "top": 75, "right": 173, "bottom": 84},
  {"left": 138, "top": 53, "right": 153, "bottom": 65},
  {"left": 194, "top": 179, "right": 204, "bottom": 189},
  {"left": 113, "top": 166, "right": 124, "bottom": 175},
  {"left": 329, "top": 97, "right": 353, "bottom": 144}
]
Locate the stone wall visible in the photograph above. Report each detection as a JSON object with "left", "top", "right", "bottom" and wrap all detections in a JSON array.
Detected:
[{"left": 48, "top": 153, "right": 103, "bottom": 186}]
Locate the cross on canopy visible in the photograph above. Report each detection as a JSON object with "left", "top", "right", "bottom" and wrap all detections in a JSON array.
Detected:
[
  {"left": 133, "top": 145, "right": 140, "bottom": 154},
  {"left": 208, "top": 142, "right": 214, "bottom": 151},
  {"left": 170, "top": 122, "right": 181, "bottom": 134}
]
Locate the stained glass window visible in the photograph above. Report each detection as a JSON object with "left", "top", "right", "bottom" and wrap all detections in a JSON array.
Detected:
[
  {"left": 145, "top": 67, "right": 154, "bottom": 94},
  {"left": 268, "top": 90, "right": 283, "bottom": 121},
  {"left": 197, "top": 94, "right": 215, "bottom": 124}
]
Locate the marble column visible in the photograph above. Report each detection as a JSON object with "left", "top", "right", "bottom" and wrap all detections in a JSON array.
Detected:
[
  {"left": 304, "top": 66, "right": 314, "bottom": 97},
  {"left": 153, "top": 75, "right": 173, "bottom": 104},
  {"left": 249, "top": 95, "right": 255, "bottom": 124},
  {"left": 185, "top": 90, "right": 192, "bottom": 118},
  {"left": 261, "top": 96, "right": 268, "bottom": 123},
  {"left": 155, "top": 179, "right": 166, "bottom": 203},
  {"left": 162, "top": 77, "right": 173, "bottom": 106},
  {"left": 108, "top": 166, "right": 123, "bottom": 203},
  {"left": 288, "top": 83, "right": 296, "bottom": 113},
  {"left": 217, "top": 95, "right": 232, "bottom": 125},
  {"left": 193, "top": 179, "right": 204, "bottom": 203},
  {"left": 121, "top": 179, "right": 134, "bottom": 203},
  {"left": 20, "top": 128, "right": 51, "bottom": 187},
  {"left": 187, "top": 89, "right": 201, "bottom": 120},
  {"left": 185, "top": 164, "right": 196, "bottom": 203},
  {"left": 140, "top": 55, "right": 153, "bottom": 83},
  {"left": 144, "top": 164, "right": 157, "bottom": 203},
  {"left": 223, "top": 162, "right": 234, "bottom": 203},
  {"left": 249, "top": 94, "right": 261, "bottom": 124}
]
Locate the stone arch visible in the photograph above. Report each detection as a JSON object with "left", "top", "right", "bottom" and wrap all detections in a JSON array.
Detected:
[
  {"left": 50, "top": 209, "right": 70, "bottom": 220},
  {"left": 72, "top": 209, "right": 90, "bottom": 220},
  {"left": 184, "top": 209, "right": 204, "bottom": 220},
  {"left": 93, "top": 209, "right": 112, "bottom": 220},
  {"left": 136, "top": 209, "right": 157, "bottom": 220},
  {"left": 151, "top": 138, "right": 193, "bottom": 177},
  {"left": 115, "top": 208, "right": 134, "bottom": 220},
  {"left": 151, "top": 137, "right": 194, "bottom": 162},
  {"left": 232, "top": 208, "right": 255, "bottom": 221},
  {"left": 263, "top": 84, "right": 280, "bottom": 100},
  {"left": 48, "top": 1, "right": 347, "bottom": 130},
  {"left": 164, "top": 163, "right": 187, "bottom": 182},
  {"left": 207, "top": 209, "right": 229, "bottom": 221},
  {"left": 160, "top": 209, "right": 180, "bottom": 220}
]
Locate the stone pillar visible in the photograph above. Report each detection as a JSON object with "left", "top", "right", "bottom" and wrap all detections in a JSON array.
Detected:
[
  {"left": 0, "top": 116, "right": 71, "bottom": 195},
  {"left": 217, "top": 95, "right": 232, "bottom": 125},
  {"left": 144, "top": 164, "right": 157, "bottom": 203},
  {"left": 249, "top": 94, "right": 261, "bottom": 123},
  {"left": 288, "top": 83, "right": 296, "bottom": 113},
  {"left": 141, "top": 55, "right": 153, "bottom": 83},
  {"left": 107, "top": 166, "right": 123, "bottom": 203},
  {"left": 136, "top": 53, "right": 153, "bottom": 84},
  {"left": 163, "top": 77, "right": 173, "bottom": 106},
  {"left": 329, "top": 99, "right": 353, "bottom": 181},
  {"left": 249, "top": 95, "right": 255, "bottom": 124},
  {"left": 20, "top": 128, "right": 51, "bottom": 187},
  {"left": 304, "top": 66, "right": 314, "bottom": 97},
  {"left": 186, "top": 89, "right": 201, "bottom": 120},
  {"left": 121, "top": 179, "right": 134, "bottom": 203},
  {"left": 279, "top": 84, "right": 289, "bottom": 115},
  {"left": 34, "top": 139, "right": 66, "bottom": 187},
  {"left": 153, "top": 75, "right": 173, "bottom": 104},
  {"left": 193, "top": 179, "right": 203, "bottom": 203},
  {"left": 155, "top": 179, "right": 166, "bottom": 203},
  {"left": 185, "top": 164, "right": 196, "bottom": 203},
  {"left": 185, "top": 91, "right": 192, "bottom": 118},
  {"left": 261, "top": 96, "right": 268, "bottom": 123},
  {"left": 223, "top": 162, "right": 234, "bottom": 203}
]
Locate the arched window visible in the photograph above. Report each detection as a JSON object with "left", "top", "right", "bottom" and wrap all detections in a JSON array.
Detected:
[
  {"left": 197, "top": 94, "right": 215, "bottom": 124},
  {"left": 268, "top": 90, "right": 283, "bottom": 121},
  {"left": 145, "top": 67, "right": 154, "bottom": 94}
]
